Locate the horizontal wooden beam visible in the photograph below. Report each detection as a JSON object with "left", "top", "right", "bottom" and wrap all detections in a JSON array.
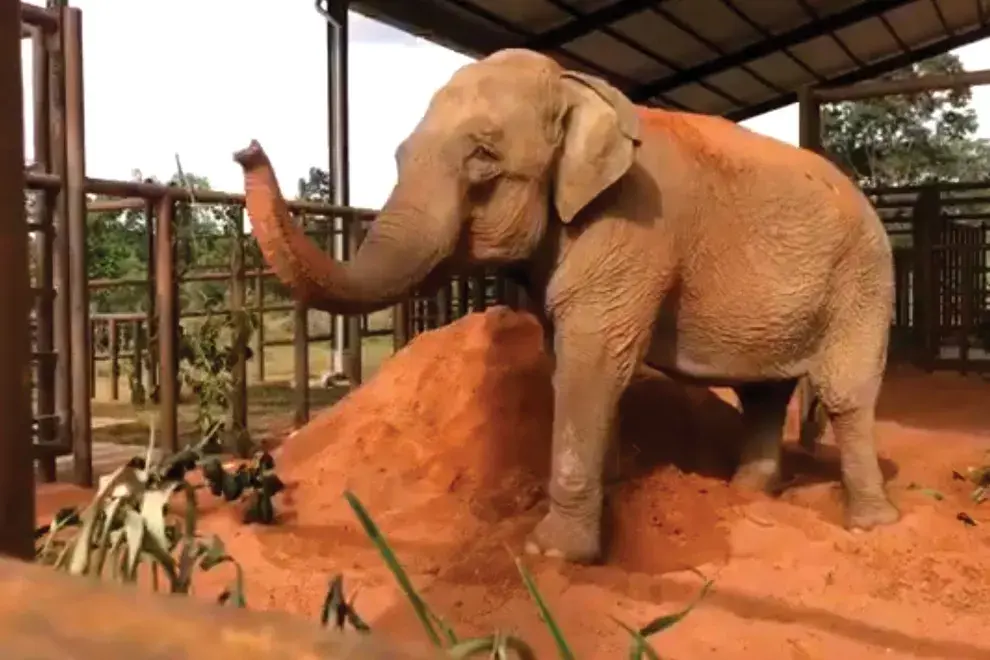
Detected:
[{"left": 814, "top": 68, "right": 990, "bottom": 102}]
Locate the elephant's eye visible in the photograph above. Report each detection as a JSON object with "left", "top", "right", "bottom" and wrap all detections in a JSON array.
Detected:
[{"left": 466, "top": 144, "right": 501, "bottom": 184}]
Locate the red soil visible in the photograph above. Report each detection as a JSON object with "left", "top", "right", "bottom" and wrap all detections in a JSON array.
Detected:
[{"left": 37, "top": 308, "right": 990, "bottom": 658}]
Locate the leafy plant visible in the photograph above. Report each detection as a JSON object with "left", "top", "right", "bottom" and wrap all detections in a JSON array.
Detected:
[
  {"left": 35, "top": 427, "right": 245, "bottom": 603},
  {"left": 200, "top": 448, "right": 285, "bottom": 525},
  {"left": 177, "top": 301, "right": 256, "bottom": 456}
]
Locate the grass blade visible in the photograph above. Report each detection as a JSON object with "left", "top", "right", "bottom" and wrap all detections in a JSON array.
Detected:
[
  {"left": 342, "top": 490, "right": 444, "bottom": 648},
  {"left": 611, "top": 617, "right": 661, "bottom": 660},
  {"left": 638, "top": 571, "right": 713, "bottom": 638},
  {"left": 513, "top": 555, "right": 575, "bottom": 660}
]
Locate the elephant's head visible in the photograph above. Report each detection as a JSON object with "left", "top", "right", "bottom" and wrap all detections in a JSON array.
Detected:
[{"left": 234, "top": 49, "right": 642, "bottom": 315}]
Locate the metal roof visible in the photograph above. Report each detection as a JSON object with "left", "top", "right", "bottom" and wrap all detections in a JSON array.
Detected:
[{"left": 351, "top": 0, "right": 990, "bottom": 121}]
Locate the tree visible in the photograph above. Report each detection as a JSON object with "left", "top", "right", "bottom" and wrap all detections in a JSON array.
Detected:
[{"left": 822, "top": 53, "right": 990, "bottom": 189}]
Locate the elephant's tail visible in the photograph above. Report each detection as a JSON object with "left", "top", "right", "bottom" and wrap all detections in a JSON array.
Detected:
[{"left": 798, "top": 389, "right": 827, "bottom": 453}]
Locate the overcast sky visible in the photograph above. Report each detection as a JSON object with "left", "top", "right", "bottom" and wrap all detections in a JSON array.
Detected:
[{"left": 19, "top": 0, "right": 990, "bottom": 210}]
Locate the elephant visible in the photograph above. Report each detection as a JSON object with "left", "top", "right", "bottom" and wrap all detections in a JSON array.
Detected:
[{"left": 232, "top": 48, "right": 898, "bottom": 563}]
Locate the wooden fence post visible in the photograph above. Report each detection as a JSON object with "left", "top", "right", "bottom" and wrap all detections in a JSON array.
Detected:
[
  {"left": 156, "top": 196, "right": 178, "bottom": 454},
  {"left": 108, "top": 318, "right": 119, "bottom": 401},
  {"left": 229, "top": 207, "right": 249, "bottom": 455},
  {"left": 912, "top": 185, "right": 941, "bottom": 372}
]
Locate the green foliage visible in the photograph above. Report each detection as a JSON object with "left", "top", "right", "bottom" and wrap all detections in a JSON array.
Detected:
[
  {"left": 177, "top": 303, "right": 256, "bottom": 455},
  {"left": 823, "top": 53, "right": 990, "bottom": 188},
  {"left": 200, "top": 450, "right": 285, "bottom": 525},
  {"left": 35, "top": 429, "right": 246, "bottom": 603}
]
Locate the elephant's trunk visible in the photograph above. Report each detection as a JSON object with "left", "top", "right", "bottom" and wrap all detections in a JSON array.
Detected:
[{"left": 233, "top": 140, "right": 457, "bottom": 315}]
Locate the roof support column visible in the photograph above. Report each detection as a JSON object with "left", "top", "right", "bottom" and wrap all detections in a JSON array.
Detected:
[
  {"left": 798, "top": 85, "right": 822, "bottom": 154},
  {"left": 323, "top": 0, "right": 359, "bottom": 387}
]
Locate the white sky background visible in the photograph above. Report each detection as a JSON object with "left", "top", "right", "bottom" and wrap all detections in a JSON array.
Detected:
[{"left": 18, "top": 1, "right": 990, "bottom": 210}]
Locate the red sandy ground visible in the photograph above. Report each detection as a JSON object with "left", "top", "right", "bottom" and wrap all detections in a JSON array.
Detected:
[{"left": 38, "top": 308, "right": 990, "bottom": 659}]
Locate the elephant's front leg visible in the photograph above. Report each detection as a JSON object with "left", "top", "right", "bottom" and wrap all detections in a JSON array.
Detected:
[{"left": 525, "top": 319, "right": 647, "bottom": 563}]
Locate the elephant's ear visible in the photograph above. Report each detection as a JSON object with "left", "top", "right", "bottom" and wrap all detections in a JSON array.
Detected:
[{"left": 553, "top": 70, "right": 641, "bottom": 224}]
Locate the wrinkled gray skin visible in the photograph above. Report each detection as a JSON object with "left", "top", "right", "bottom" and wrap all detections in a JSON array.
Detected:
[{"left": 235, "top": 48, "right": 898, "bottom": 563}]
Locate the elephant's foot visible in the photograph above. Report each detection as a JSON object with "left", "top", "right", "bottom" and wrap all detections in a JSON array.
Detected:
[
  {"left": 730, "top": 459, "right": 782, "bottom": 494},
  {"left": 844, "top": 494, "right": 900, "bottom": 531},
  {"left": 524, "top": 508, "right": 601, "bottom": 564}
]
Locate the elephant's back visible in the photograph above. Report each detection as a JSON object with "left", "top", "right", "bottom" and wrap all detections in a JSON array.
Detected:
[{"left": 637, "top": 107, "right": 866, "bottom": 214}]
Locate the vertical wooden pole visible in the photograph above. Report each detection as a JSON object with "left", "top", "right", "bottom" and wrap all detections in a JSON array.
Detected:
[
  {"left": 254, "top": 268, "right": 265, "bottom": 382},
  {"left": 0, "top": 0, "right": 36, "bottom": 559},
  {"left": 108, "top": 318, "right": 119, "bottom": 401},
  {"left": 88, "top": 319, "right": 96, "bottom": 394},
  {"left": 132, "top": 318, "right": 144, "bottom": 404},
  {"left": 798, "top": 85, "right": 822, "bottom": 155},
  {"left": 392, "top": 302, "right": 408, "bottom": 352},
  {"left": 343, "top": 216, "right": 364, "bottom": 386},
  {"left": 64, "top": 6, "right": 92, "bottom": 487},
  {"left": 144, "top": 200, "right": 157, "bottom": 396},
  {"left": 229, "top": 207, "right": 248, "bottom": 455},
  {"left": 912, "top": 186, "right": 940, "bottom": 372},
  {"left": 435, "top": 281, "right": 450, "bottom": 327},
  {"left": 32, "top": 27, "right": 57, "bottom": 482},
  {"left": 293, "top": 215, "right": 309, "bottom": 427},
  {"left": 48, "top": 6, "right": 72, "bottom": 463},
  {"left": 470, "top": 272, "right": 485, "bottom": 311},
  {"left": 455, "top": 276, "right": 469, "bottom": 318},
  {"left": 156, "top": 197, "right": 178, "bottom": 453}
]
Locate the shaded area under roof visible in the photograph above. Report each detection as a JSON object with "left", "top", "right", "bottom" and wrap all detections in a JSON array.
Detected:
[{"left": 351, "top": 0, "right": 990, "bottom": 120}]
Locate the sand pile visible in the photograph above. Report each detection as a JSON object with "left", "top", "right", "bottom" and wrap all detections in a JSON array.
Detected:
[{"left": 274, "top": 306, "right": 753, "bottom": 574}]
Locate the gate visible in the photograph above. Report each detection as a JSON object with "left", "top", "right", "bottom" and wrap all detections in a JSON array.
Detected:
[{"left": 872, "top": 182, "right": 990, "bottom": 374}]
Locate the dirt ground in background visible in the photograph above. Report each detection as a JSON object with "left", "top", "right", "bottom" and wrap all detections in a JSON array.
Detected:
[{"left": 37, "top": 309, "right": 990, "bottom": 659}]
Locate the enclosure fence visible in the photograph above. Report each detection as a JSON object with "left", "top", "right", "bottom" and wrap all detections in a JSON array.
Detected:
[{"left": 19, "top": 1, "right": 527, "bottom": 487}]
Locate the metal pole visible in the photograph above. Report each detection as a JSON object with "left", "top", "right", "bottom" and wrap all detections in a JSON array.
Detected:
[
  {"left": 0, "top": 0, "right": 36, "bottom": 559},
  {"left": 63, "top": 6, "right": 92, "bottom": 487},
  {"left": 326, "top": 0, "right": 351, "bottom": 382}
]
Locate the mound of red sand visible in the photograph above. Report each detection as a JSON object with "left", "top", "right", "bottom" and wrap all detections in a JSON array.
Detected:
[{"left": 275, "top": 306, "right": 751, "bottom": 573}]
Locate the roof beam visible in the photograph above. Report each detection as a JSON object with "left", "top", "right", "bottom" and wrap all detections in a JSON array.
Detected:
[
  {"left": 525, "top": 0, "right": 663, "bottom": 50},
  {"left": 629, "top": 0, "right": 917, "bottom": 102},
  {"left": 723, "top": 20, "right": 990, "bottom": 122}
]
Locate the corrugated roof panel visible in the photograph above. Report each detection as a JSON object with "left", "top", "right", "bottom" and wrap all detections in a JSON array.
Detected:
[{"left": 351, "top": 0, "right": 990, "bottom": 119}]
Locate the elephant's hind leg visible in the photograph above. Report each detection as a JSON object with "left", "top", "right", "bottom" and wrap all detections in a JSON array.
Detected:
[
  {"left": 730, "top": 380, "right": 797, "bottom": 493},
  {"left": 809, "top": 306, "right": 899, "bottom": 530}
]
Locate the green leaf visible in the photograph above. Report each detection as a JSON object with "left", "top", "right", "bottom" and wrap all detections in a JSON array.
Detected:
[
  {"left": 638, "top": 571, "right": 713, "bottom": 638},
  {"left": 122, "top": 509, "right": 146, "bottom": 581},
  {"left": 198, "top": 535, "right": 229, "bottom": 571},
  {"left": 91, "top": 497, "right": 125, "bottom": 577},
  {"left": 68, "top": 465, "right": 141, "bottom": 576},
  {"left": 513, "top": 556, "right": 574, "bottom": 660},
  {"left": 611, "top": 618, "right": 661, "bottom": 660},
  {"left": 343, "top": 490, "right": 445, "bottom": 648},
  {"left": 448, "top": 635, "right": 537, "bottom": 660},
  {"left": 139, "top": 482, "right": 181, "bottom": 552}
]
